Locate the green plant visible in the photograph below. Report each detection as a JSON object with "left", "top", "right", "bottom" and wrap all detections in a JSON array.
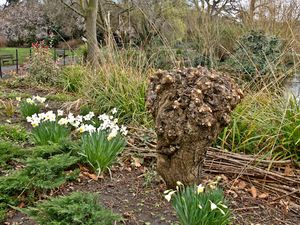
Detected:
[
  {"left": 80, "top": 131, "right": 126, "bottom": 175},
  {"left": 18, "top": 192, "right": 122, "bottom": 225},
  {"left": 0, "top": 124, "right": 28, "bottom": 142},
  {"left": 0, "top": 99, "right": 16, "bottom": 116},
  {"left": 29, "top": 45, "right": 60, "bottom": 85},
  {"left": 0, "top": 141, "right": 27, "bottom": 170},
  {"left": 165, "top": 185, "right": 231, "bottom": 225},
  {"left": 82, "top": 60, "right": 150, "bottom": 125},
  {"left": 32, "top": 121, "right": 70, "bottom": 145},
  {"left": 0, "top": 153, "right": 80, "bottom": 197},
  {"left": 59, "top": 65, "right": 85, "bottom": 92},
  {"left": 19, "top": 96, "right": 46, "bottom": 118},
  {"left": 227, "top": 30, "right": 283, "bottom": 79},
  {"left": 216, "top": 91, "right": 300, "bottom": 160}
]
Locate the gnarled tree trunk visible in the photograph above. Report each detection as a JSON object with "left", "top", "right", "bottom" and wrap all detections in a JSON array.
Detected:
[{"left": 147, "top": 67, "right": 243, "bottom": 188}]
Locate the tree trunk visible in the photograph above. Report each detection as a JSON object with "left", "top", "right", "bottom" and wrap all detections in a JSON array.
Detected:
[
  {"left": 146, "top": 67, "right": 243, "bottom": 188},
  {"left": 249, "top": 0, "right": 256, "bottom": 23},
  {"left": 85, "top": 0, "right": 100, "bottom": 68}
]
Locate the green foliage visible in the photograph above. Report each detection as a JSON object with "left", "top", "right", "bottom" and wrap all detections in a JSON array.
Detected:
[
  {"left": 170, "top": 186, "right": 231, "bottom": 225},
  {"left": 82, "top": 64, "right": 150, "bottom": 125},
  {"left": 0, "top": 99, "right": 17, "bottom": 116},
  {"left": 0, "top": 153, "right": 80, "bottom": 197},
  {"left": 59, "top": 65, "right": 85, "bottom": 92},
  {"left": 32, "top": 121, "right": 70, "bottom": 145},
  {"left": 29, "top": 48, "right": 60, "bottom": 85},
  {"left": 46, "top": 93, "right": 78, "bottom": 102},
  {"left": 0, "top": 141, "right": 27, "bottom": 170},
  {"left": 217, "top": 92, "right": 300, "bottom": 160},
  {"left": 80, "top": 131, "right": 126, "bottom": 174},
  {"left": 29, "top": 142, "right": 79, "bottom": 158},
  {"left": 20, "top": 101, "right": 41, "bottom": 118},
  {"left": 19, "top": 192, "right": 122, "bottom": 225},
  {"left": 0, "top": 124, "right": 28, "bottom": 142},
  {"left": 227, "top": 30, "right": 283, "bottom": 79}
]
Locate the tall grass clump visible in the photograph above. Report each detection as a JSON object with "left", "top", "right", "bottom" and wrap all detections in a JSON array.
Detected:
[
  {"left": 59, "top": 65, "right": 86, "bottom": 92},
  {"left": 82, "top": 50, "right": 150, "bottom": 125},
  {"left": 217, "top": 90, "right": 300, "bottom": 161}
]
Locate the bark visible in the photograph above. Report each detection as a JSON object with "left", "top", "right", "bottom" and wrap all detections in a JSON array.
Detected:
[
  {"left": 85, "top": 0, "right": 100, "bottom": 68},
  {"left": 249, "top": 0, "right": 256, "bottom": 22},
  {"left": 146, "top": 67, "right": 243, "bottom": 188}
]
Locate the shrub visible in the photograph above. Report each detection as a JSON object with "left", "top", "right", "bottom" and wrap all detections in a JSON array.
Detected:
[
  {"left": 18, "top": 96, "right": 46, "bottom": 118},
  {"left": 59, "top": 65, "right": 85, "bottom": 92},
  {"left": 27, "top": 111, "right": 70, "bottom": 145},
  {"left": 165, "top": 184, "right": 231, "bottom": 225},
  {"left": 29, "top": 41, "right": 60, "bottom": 85},
  {"left": 0, "top": 141, "right": 27, "bottom": 170},
  {"left": 227, "top": 30, "right": 283, "bottom": 79},
  {"left": 19, "top": 192, "right": 121, "bottom": 225},
  {"left": 0, "top": 153, "right": 80, "bottom": 197}
]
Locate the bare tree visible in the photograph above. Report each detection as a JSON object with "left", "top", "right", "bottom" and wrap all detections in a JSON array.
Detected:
[{"left": 60, "top": 0, "right": 100, "bottom": 68}]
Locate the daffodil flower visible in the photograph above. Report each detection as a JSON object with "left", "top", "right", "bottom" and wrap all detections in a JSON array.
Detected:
[
  {"left": 197, "top": 184, "right": 204, "bottom": 194},
  {"left": 164, "top": 190, "right": 176, "bottom": 202},
  {"left": 210, "top": 200, "right": 218, "bottom": 211},
  {"left": 16, "top": 97, "right": 21, "bottom": 101}
]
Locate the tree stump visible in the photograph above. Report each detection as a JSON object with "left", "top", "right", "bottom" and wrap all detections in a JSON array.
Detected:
[{"left": 146, "top": 67, "right": 243, "bottom": 188}]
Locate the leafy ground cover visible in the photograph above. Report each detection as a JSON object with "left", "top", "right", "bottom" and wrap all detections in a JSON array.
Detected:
[{"left": 0, "top": 75, "right": 299, "bottom": 225}]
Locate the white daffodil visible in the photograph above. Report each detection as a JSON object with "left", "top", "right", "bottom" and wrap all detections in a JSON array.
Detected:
[
  {"left": 176, "top": 181, "right": 184, "bottom": 186},
  {"left": 33, "top": 95, "right": 46, "bottom": 104},
  {"left": 120, "top": 125, "right": 128, "bottom": 136},
  {"left": 76, "top": 115, "right": 83, "bottom": 123},
  {"left": 209, "top": 200, "right": 218, "bottom": 211},
  {"left": 58, "top": 118, "right": 68, "bottom": 125},
  {"left": 84, "top": 124, "right": 96, "bottom": 133},
  {"left": 26, "top": 98, "right": 35, "bottom": 105},
  {"left": 218, "top": 202, "right": 228, "bottom": 209},
  {"left": 57, "top": 110, "right": 64, "bottom": 116},
  {"left": 197, "top": 184, "right": 204, "bottom": 194},
  {"left": 111, "top": 108, "right": 117, "bottom": 114},
  {"left": 77, "top": 125, "right": 85, "bottom": 133},
  {"left": 218, "top": 207, "right": 226, "bottom": 215},
  {"left": 83, "top": 111, "right": 95, "bottom": 121},
  {"left": 164, "top": 190, "right": 176, "bottom": 202}
]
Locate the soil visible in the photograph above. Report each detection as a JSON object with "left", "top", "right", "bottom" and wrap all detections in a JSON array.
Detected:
[{"left": 1, "top": 78, "right": 300, "bottom": 225}]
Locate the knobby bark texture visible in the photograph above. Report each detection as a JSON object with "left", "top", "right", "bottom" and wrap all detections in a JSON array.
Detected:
[{"left": 146, "top": 67, "right": 243, "bottom": 188}]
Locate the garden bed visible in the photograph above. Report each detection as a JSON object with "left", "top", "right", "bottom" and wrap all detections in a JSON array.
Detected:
[{"left": 0, "top": 77, "right": 299, "bottom": 225}]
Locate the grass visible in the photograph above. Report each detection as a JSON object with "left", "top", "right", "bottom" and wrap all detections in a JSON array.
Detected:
[
  {"left": 0, "top": 48, "right": 30, "bottom": 65},
  {"left": 216, "top": 91, "right": 300, "bottom": 161},
  {"left": 0, "top": 47, "right": 80, "bottom": 66}
]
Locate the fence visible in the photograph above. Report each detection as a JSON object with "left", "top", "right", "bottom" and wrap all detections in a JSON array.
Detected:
[{"left": 0, "top": 48, "right": 78, "bottom": 78}]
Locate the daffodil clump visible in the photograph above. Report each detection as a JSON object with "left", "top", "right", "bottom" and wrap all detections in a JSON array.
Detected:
[
  {"left": 18, "top": 95, "right": 47, "bottom": 118},
  {"left": 164, "top": 182, "right": 231, "bottom": 225},
  {"left": 78, "top": 108, "right": 127, "bottom": 175},
  {"left": 26, "top": 110, "right": 70, "bottom": 145},
  {"left": 26, "top": 108, "right": 128, "bottom": 174}
]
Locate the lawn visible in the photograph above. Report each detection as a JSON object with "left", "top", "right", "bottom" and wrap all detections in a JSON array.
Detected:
[
  {"left": 0, "top": 48, "right": 79, "bottom": 66},
  {"left": 0, "top": 48, "right": 31, "bottom": 65}
]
